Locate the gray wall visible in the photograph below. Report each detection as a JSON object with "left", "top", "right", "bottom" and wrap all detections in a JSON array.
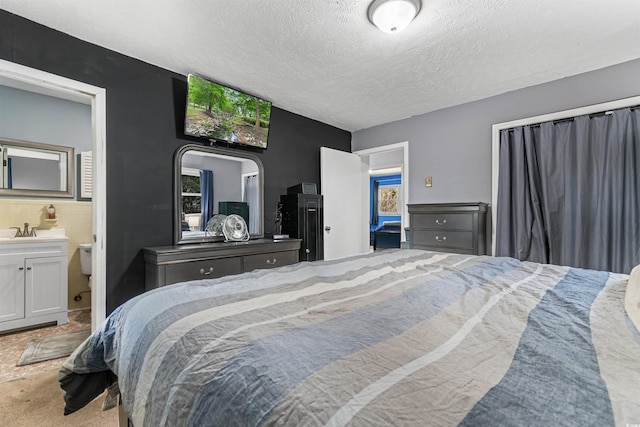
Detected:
[
  {"left": 352, "top": 59, "right": 640, "bottom": 205},
  {"left": 9, "top": 157, "right": 59, "bottom": 190},
  {"left": 0, "top": 85, "right": 92, "bottom": 151},
  {"left": 369, "top": 149, "right": 403, "bottom": 170},
  {"left": 182, "top": 153, "right": 244, "bottom": 208},
  {"left": 0, "top": 85, "right": 92, "bottom": 198}
]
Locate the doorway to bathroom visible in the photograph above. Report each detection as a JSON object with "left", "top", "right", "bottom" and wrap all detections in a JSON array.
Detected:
[{"left": 0, "top": 59, "right": 107, "bottom": 331}]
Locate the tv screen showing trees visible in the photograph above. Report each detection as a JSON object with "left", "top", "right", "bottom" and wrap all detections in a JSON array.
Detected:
[{"left": 185, "top": 74, "right": 271, "bottom": 148}]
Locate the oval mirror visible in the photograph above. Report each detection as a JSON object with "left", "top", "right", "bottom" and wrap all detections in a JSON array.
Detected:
[{"left": 174, "top": 144, "right": 264, "bottom": 244}]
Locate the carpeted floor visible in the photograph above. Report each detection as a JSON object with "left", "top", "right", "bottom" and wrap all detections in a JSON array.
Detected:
[
  {"left": 0, "top": 310, "right": 118, "bottom": 426},
  {"left": 0, "top": 368, "right": 118, "bottom": 427},
  {"left": 0, "top": 310, "right": 91, "bottom": 383}
]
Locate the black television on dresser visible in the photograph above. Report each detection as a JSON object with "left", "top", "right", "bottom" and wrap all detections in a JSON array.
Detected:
[{"left": 184, "top": 74, "right": 272, "bottom": 148}]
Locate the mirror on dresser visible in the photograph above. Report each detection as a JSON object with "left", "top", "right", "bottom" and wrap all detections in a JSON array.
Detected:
[
  {"left": 0, "top": 137, "right": 75, "bottom": 198},
  {"left": 174, "top": 144, "right": 264, "bottom": 244}
]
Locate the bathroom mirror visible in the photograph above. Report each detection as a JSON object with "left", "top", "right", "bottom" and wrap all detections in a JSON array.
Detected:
[
  {"left": 0, "top": 137, "right": 74, "bottom": 198},
  {"left": 174, "top": 144, "right": 264, "bottom": 244}
]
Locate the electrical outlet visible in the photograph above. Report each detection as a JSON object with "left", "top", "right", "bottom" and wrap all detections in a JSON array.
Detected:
[{"left": 425, "top": 176, "right": 433, "bottom": 187}]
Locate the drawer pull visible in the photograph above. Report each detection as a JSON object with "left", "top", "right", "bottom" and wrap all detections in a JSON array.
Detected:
[
  {"left": 435, "top": 236, "right": 447, "bottom": 242},
  {"left": 200, "top": 267, "right": 214, "bottom": 276},
  {"left": 435, "top": 219, "right": 447, "bottom": 225},
  {"left": 266, "top": 258, "right": 277, "bottom": 265}
]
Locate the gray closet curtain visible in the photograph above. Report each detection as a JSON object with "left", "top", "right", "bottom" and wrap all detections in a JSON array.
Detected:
[
  {"left": 243, "top": 175, "right": 259, "bottom": 234},
  {"left": 496, "top": 107, "right": 640, "bottom": 273}
]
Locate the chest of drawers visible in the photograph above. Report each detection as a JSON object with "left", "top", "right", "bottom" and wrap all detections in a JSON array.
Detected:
[
  {"left": 143, "top": 239, "right": 301, "bottom": 290},
  {"left": 408, "top": 203, "right": 489, "bottom": 255}
]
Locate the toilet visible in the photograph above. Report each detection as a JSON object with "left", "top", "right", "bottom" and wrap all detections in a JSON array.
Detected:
[{"left": 79, "top": 243, "right": 92, "bottom": 290}]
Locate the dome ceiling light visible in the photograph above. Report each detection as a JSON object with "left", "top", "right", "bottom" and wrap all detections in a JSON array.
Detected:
[{"left": 368, "top": 0, "right": 421, "bottom": 34}]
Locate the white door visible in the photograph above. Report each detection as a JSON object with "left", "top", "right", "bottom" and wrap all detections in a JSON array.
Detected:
[{"left": 320, "top": 147, "right": 369, "bottom": 260}]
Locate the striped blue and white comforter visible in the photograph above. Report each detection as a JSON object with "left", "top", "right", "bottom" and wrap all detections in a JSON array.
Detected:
[{"left": 59, "top": 250, "right": 640, "bottom": 426}]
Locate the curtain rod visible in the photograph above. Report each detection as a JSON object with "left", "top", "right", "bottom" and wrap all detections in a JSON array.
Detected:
[{"left": 507, "top": 104, "right": 639, "bottom": 129}]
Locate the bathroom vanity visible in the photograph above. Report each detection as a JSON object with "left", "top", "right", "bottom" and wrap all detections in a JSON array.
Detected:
[{"left": 0, "top": 232, "right": 69, "bottom": 332}]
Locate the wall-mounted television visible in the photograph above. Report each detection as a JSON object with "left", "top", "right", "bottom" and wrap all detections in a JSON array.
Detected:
[{"left": 184, "top": 74, "right": 272, "bottom": 149}]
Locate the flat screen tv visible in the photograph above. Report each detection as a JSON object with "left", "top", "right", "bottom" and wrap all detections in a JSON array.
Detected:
[{"left": 184, "top": 74, "right": 271, "bottom": 149}]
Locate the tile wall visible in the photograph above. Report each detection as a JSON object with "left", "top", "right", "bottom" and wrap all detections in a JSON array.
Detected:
[{"left": 0, "top": 199, "right": 93, "bottom": 311}]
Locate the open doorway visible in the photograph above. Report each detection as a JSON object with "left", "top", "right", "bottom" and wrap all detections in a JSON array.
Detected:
[
  {"left": 321, "top": 142, "right": 408, "bottom": 260},
  {"left": 0, "top": 59, "right": 107, "bottom": 332},
  {"left": 369, "top": 168, "right": 402, "bottom": 250},
  {"left": 354, "top": 141, "right": 409, "bottom": 248}
]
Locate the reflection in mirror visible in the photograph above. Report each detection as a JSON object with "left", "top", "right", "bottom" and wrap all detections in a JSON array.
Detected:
[
  {"left": 0, "top": 137, "right": 74, "bottom": 198},
  {"left": 174, "top": 144, "right": 264, "bottom": 244}
]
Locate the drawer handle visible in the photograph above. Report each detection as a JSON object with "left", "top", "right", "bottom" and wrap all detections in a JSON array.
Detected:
[
  {"left": 435, "top": 236, "right": 447, "bottom": 242},
  {"left": 200, "top": 267, "right": 214, "bottom": 276},
  {"left": 435, "top": 219, "right": 447, "bottom": 225},
  {"left": 266, "top": 258, "right": 277, "bottom": 265}
]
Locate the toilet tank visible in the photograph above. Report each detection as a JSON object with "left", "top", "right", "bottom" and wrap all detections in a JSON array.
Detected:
[{"left": 79, "top": 243, "right": 92, "bottom": 275}]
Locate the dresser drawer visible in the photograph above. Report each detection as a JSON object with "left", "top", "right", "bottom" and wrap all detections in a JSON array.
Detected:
[
  {"left": 244, "top": 251, "right": 298, "bottom": 272},
  {"left": 411, "top": 213, "right": 473, "bottom": 230},
  {"left": 165, "top": 257, "right": 242, "bottom": 284},
  {"left": 411, "top": 230, "right": 474, "bottom": 250},
  {"left": 144, "top": 239, "right": 302, "bottom": 290}
]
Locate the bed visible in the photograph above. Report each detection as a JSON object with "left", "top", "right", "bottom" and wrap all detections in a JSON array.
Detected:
[{"left": 59, "top": 249, "right": 640, "bottom": 426}]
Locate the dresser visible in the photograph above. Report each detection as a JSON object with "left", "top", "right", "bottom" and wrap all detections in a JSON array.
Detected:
[
  {"left": 408, "top": 203, "right": 489, "bottom": 255},
  {"left": 143, "top": 239, "right": 302, "bottom": 290}
]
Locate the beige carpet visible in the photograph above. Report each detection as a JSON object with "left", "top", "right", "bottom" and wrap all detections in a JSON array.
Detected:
[{"left": 0, "top": 368, "right": 118, "bottom": 427}]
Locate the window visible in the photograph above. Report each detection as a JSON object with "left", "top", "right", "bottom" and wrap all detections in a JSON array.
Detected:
[
  {"left": 378, "top": 184, "right": 401, "bottom": 215},
  {"left": 181, "top": 169, "right": 201, "bottom": 214}
]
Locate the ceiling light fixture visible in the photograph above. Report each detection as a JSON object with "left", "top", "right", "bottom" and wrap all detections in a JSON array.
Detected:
[{"left": 368, "top": 0, "right": 421, "bottom": 34}]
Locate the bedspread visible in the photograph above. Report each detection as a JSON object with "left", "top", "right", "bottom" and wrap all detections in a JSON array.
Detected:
[{"left": 59, "top": 250, "right": 640, "bottom": 426}]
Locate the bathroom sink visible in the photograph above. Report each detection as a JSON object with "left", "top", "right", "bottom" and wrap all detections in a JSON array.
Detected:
[{"left": 0, "top": 228, "right": 68, "bottom": 242}]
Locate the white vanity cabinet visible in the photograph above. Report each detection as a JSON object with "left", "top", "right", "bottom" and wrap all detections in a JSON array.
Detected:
[{"left": 0, "top": 238, "right": 68, "bottom": 332}]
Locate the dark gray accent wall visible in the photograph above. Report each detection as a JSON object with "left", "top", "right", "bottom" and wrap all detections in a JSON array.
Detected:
[
  {"left": 0, "top": 10, "right": 351, "bottom": 312},
  {"left": 352, "top": 58, "right": 640, "bottom": 205}
]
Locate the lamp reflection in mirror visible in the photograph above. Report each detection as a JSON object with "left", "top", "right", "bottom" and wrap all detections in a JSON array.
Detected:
[{"left": 368, "top": 0, "right": 421, "bottom": 34}]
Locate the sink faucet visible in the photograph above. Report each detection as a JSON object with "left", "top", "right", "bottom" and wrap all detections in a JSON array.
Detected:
[{"left": 11, "top": 223, "right": 37, "bottom": 237}]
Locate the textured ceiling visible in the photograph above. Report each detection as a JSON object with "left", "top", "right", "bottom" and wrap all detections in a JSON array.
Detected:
[{"left": 1, "top": 0, "right": 639, "bottom": 132}]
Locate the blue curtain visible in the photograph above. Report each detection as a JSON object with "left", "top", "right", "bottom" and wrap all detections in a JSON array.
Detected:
[
  {"left": 243, "top": 175, "right": 259, "bottom": 234},
  {"left": 200, "top": 170, "right": 214, "bottom": 231},
  {"left": 496, "top": 107, "right": 640, "bottom": 273}
]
